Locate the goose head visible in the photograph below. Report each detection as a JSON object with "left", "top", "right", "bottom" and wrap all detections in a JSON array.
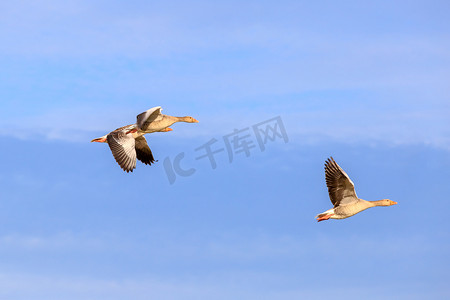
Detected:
[
  {"left": 379, "top": 199, "right": 398, "bottom": 206},
  {"left": 180, "top": 116, "right": 199, "bottom": 123}
]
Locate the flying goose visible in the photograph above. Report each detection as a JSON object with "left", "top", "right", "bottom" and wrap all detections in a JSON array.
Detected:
[
  {"left": 316, "top": 157, "right": 397, "bottom": 222},
  {"left": 91, "top": 106, "right": 199, "bottom": 172},
  {"left": 126, "top": 106, "right": 198, "bottom": 134}
]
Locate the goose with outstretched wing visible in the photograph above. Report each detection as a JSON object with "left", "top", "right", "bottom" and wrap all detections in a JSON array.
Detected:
[
  {"left": 91, "top": 106, "right": 198, "bottom": 172},
  {"left": 316, "top": 157, "right": 397, "bottom": 222}
]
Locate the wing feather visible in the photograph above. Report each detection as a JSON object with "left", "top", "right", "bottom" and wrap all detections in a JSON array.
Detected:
[
  {"left": 324, "top": 157, "right": 358, "bottom": 207},
  {"left": 136, "top": 106, "right": 162, "bottom": 131},
  {"left": 107, "top": 130, "right": 137, "bottom": 172},
  {"left": 135, "top": 136, "right": 156, "bottom": 165}
]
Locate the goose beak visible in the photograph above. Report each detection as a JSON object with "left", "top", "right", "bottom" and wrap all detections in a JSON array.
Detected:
[
  {"left": 390, "top": 200, "right": 398, "bottom": 205},
  {"left": 91, "top": 136, "right": 107, "bottom": 143},
  {"left": 161, "top": 128, "right": 173, "bottom": 132},
  {"left": 192, "top": 118, "right": 199, "bottom": 123}
]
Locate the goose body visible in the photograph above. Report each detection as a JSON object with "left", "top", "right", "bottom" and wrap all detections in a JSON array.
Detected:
[
  {"left": 130, "top": 106, "right": 199, "bottom": 134},
  {"left": 316, "top": 157, "right": 397, "bottom": 222},
  {"left": 91, "top": 106, "right": 198, "bottom": 172}
]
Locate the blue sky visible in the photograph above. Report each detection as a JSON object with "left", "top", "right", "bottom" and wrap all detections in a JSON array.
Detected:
[{"left": 0, "top": 1, "right": 449, "bottom": 299}]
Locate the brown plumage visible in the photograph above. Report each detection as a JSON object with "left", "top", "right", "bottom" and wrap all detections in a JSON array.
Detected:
[
  {"left": 316, "top": 157, "right": 397, "bottom": 222},
  {"left": 92, "top": 124, "right": 165, "bottom": 172},
  {"left": 91, "top": 106, "right": 198, "bottom": 172}
]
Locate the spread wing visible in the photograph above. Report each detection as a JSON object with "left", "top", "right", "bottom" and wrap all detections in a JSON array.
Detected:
[
  {"left": 324, "top": 157, "right": 358, "bottom": 207},
  {"left": 136, "top": 106, "right": 162, "bottom": 131},
  {"left": 135, "top": 136, "right": 156, "bottom": 165},
  {"left": 107, "top": 130, "right": 137, "bottom": 172}
]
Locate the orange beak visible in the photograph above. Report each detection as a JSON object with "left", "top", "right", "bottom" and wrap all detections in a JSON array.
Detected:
[
  {"left": 390, "top": 200, "right": 398, "bottom": 205},
  {"left": 161, "top": 128, "right": 173, "bottom": 132},
  {"left": 91, "top": 137, "right": 107, "bottom": 143},
  {"left": 192, "top": 118, "right": 199, "bottom": 123}
]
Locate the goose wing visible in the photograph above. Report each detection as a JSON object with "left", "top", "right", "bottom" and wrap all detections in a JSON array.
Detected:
[
  {"left": 135, "top": 136, "right": 156, "bottom": 165},
  {"left": 107, "top": 130, "right": 137, "bottom": 172},
  {"left": 325, "top": 157, "right": 358, "bottom": 207},
  {"left": 136, "top": 106, "right": 162, "bottom": 131}
]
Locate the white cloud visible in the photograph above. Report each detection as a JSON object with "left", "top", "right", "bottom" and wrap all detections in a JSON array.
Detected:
[
  {"left": 0, "top": 232, "right": 104, "bottom": 251},
  {"left": 0, "top": 230, "right": 439, "bottom": 261},
  {"left": 1, "top": 271, "right": 441, "bottom": 300},
  {"left": 0, "top": 232, "right": 446, "bottom": 299},
  {"left": 1, "top": 105, "right": 448, "bottom": 151},
  {"left": 1, "top": 0, "right": 449, "bottom": 67},
  {"left": 0, "top": 1, "right": 448, "bottom": 149}
]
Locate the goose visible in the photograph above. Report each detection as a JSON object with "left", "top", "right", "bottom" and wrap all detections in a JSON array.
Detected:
[
  {"left": 316, "top": 157, "right": 397, "bottom": 222},
  {"left": 126, "top": 106, "right": 198, "bottom": 134},
  {"left": 91, "top": 106, "right": 199, "bottom": 172}
]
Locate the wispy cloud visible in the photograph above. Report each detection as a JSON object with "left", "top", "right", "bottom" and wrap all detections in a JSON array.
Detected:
[
  {"left": 0, "top": 1, "right": 448, "bottom": 149},
  {"left": 0, "top": 232, "right": 447, "bottom": 299},
  {"left": 1, "top": 0, "right": 449, "bottom": 66},
  {"left": 1, "top": 271, "right": 446, "bottom": 300},
  {"left": 0, "top": 230, "right": 442, "bottom": 262},
  {"left": 1, "top": 105, "right": 448, "bottom": 151},
  {"left": 0, "top": 233, "right": 104, "bottom": 251}
]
